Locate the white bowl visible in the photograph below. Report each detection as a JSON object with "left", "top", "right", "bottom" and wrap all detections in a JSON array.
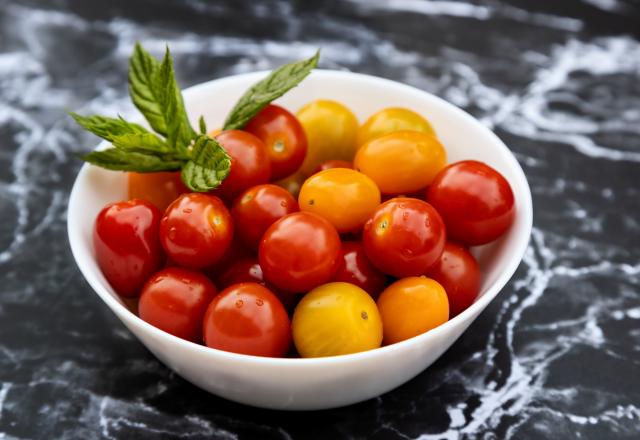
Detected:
[{"left": 68, "top": 69, "right": 533, "bottom": 411}]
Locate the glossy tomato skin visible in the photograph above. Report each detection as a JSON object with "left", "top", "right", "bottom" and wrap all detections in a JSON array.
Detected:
[
  {"left": 203, "top": 283, "right": 291, "bottom": 357},
  {"left": 296, "top": 100, "right": 359, "bottom": 177},
  {"left": 357, "top": 107, "right": 435, "bottom": 147},
  {"left": 363, "top": 198, "right": 446, "bottom": 278},
  {"left": 138, "top": 267, "right": 218, "bottom": 342},
  {"left": 244, "top": 104, "right": 307, "bottom": 181},
  {"left": 355, "top": 131, "right": 446, "bottom": 194},
  {"left": 159, "top": 193, "right": 233, "bottom": 269},
  {"left": 94, "top": 199, "right": 163, "bottom": 297},
  {"left": 427, "top": 160, "right": 515, "bottom": 246},
  {"left": 232, "top": 184, "right": 299, "bottom": 249},
  {"left": 292, "top": 282, "right": 382, "bottom": 358},
  {"left": 213, "top": 130, "right": 271, "bottom": 201},
  {"left": 312, "top": 159, "right": 352, "bottom": 174},
  {"left": 377, "top": 276, "right": 449, "bottom": 345},
  {"left": 259, "top": 212, "right": 341, "bottom": 292},
  {"left": 201, "top": 237, "right": 252, "bottom": 281},
  {"left": 128, "top": 171, "right": 189, "bottom": 212},
  {"left": 216, "top": 258, "right": 265, "bottom": 289},
  {"left": 299, "top": 168, "right": 381, "bottom": 233},
  {"left": 426, "top": 242, "right": 481, "bottom": 317},
  {"left": 332, "top": 242, "right": 387, "bottom": 299}
]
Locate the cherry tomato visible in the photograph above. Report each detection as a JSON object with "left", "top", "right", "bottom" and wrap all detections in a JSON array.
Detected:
[
  {"left": 357, "top": 107, "right": 435, "bottom": 147},
  {"left": 333, "top": 242, "right": 387, "bottom": 299},
  {"left": 94, "top": 199, "right": 163, "bottom": 297},
  {"left": 231, "top": 184, "right": 299, "bottom": 249},
  {"left": 201, "top": 237, "right": 252, "bottom": 281},
  {"left": 363, "top": 198, "right": 446, "bottom": 278},
  {"left": 259, "top": 212, "right": 341, "bottom": 292},
  {"left": 159, "top": 193, "right": 233, "bottom": 269},
  {"left": 355, "top": 131, "right": 446, "bottom": 194},
  {"left": 215, "top": 258, "right": 299, "bottom": 310},
  {"left": 426, "top": 242, "right": 481, "bottom": 317},
  {"left": 216, "top": 258, "right": 265, "bottom": 289},
  {"left": 139, "top": 267, "right": 218, "bottom": 342},
  {"left": 128, "top": 171, "right": 189, "bottom": 212},
  {"left": 299, "top": 168, "right": 380, "bottom": 233},
  {"left": 244, "top": 104, "right": 307, "bottom": 180},
  {"left": 292, "top": 282, "right": 382, "bottom": 357},
  {"left": 377, "top": 277, "right": 449, "bottom": 345},
  {"left": 213, "top": 130, "right": 271, "bottom": 201},
  {"left": 296, "top": 100, "right": 359, "bottom": 176},
  {"left": 274, "top": 171, "right": 305, "bottom": 198},
  {"left": 427, "top": 160, "right": 515, "bottom": 245},
  {"left": 312, "top": 159, "right": 352, "bottom": 174},
  {"left": 203, "top": 283, "right": 291, "bottom": 357}
]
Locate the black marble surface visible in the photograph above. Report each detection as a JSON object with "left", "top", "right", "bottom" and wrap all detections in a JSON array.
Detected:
[{"left": 1, "top": 0, "right": 640, "bottom": 438}]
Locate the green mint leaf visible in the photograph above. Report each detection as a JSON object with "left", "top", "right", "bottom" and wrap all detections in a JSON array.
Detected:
[
  {"left": 82, "top": 148, "right": 184, "bottom": 172},
  {"left": 181, "top": 135, "right": 231, "bottom": 191},
  {"left": 111, "top": 133, "right": 174, "bottom": 154},
  {"left": 223, "top": 50, "right": 320, "bottom": 130},
  {"left": 199, "top": 116, "right": 207, "bottom": 134},
  {"left": 157, "top": 47, "right": 196, "bottom": 151},
  {"left": 128, "top": 43, "right": 166, "bottom": 136},
  {"left": 69, "top": 113, "right": 148, "bottom": 142},
  {"left": 128, "top": 44, "right": 196, "bottom": 150}
]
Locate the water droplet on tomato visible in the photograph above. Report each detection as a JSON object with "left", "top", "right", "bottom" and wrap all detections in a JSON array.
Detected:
[
  {"left": 183, "top": 208, "right": 192, "bottom": 214},
  {"left": 280, "top": 201, "right": 287, "bottom": 207},
  {"left": 153, "top": 277, "right": 164, "bottom": 284},
  {"left": 235, "top": 299, "right": 244, "bottom": 308},
  {"left": 401, "top": 248, "right": 414, "bottom": 257},
  {"left": 256, "top": 298, "right": 264, "bottom": 306},
  {"left": 402, "top": 212, "right": 409, "bottom": 220},
  {"left": 181, "top": 278, "right": 191, "bottom": 284},
  {"left": 168, "top": 227, "right": 177, "bottom": 240}
]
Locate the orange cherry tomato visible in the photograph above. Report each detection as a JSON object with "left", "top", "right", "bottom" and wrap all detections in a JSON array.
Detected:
[
  {"left": 298, "top": 168, "right": 381, "bottom": 233},
  {"left": 357, "top": 107, "right": 435, "bottom": 146},
  {"left": 355, "top": 131, "right": 446, "bottom": 194},
  {"left": 377, "top": 276, "right": 449, "bottom": 345},
  {"left": 128, "top": 171, "right": 188, "bottom": 212}
]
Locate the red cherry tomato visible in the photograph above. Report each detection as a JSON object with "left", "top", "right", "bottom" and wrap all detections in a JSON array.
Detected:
[
  {"left": 426, "top": 242, "right": 481, "bottom": 317},
  {"left": 213, "top": 130, "right": 271, "bottom": 201},
  {"left": 203, "top": 283, "right": 291, "bottom": 357},
  {"left": 259, "top": 212, "right": 341, "bottom": 292},
  {"left": 139, "top": 267, "right": 218, "bottom": 342},
  {"left": 312, "top": 159, "right": 352, "bottom": 174},
  {"left": 215, "top": 257, "right": 299, "bottom": 310},
  {"left": 231, "top": 184, "right": 299, "bottom": 249},
  {"left": 333, "top": 242, "right": 387, "bottom": 299},
  {"left": 201, "top": 237, "right": 252, "bottom": 281},
  {"left": 217, "top": 258, "right": 265, "bottom": 289},
  {"left": 427, "top": 160, "right": 515, "bottom": 246},
  {"left": 244, "top": 104, "right": 307, "bottom": 181},
  {"left": 363, "top": 198, "right": 446, "bottom": 278},
  {"left": 94, "top": 199, "right": 163, "bottom": 297},
  {"left": 159, "top": 193, "right": 233, "bottom": 269}
]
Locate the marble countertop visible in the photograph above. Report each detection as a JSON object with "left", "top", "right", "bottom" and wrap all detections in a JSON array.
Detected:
[{"left": 1, "top": 0, "right": 639, "bottom": 438}]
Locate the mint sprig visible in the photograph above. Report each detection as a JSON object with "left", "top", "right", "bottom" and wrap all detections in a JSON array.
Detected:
[
  {"left": 71, "top": 43, "right": 319, "bottom": 192},
  {"left": 223, "top": 50, "right": 320, "bottom": 130}
]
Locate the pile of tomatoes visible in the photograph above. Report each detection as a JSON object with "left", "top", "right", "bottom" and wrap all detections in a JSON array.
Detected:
[{"left": 94, "top": 101, "right": 515, "bottom": 358}]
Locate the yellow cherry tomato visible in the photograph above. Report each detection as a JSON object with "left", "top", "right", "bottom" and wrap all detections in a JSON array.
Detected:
[
  {"left": 377, "top": 277, "right": 449, "bottom": 345},
  {"left": 299, "top": 168, "right": 381, "bottom": 233},
  {"left": 292, "top": 282, "right": 383, "bottom": 357},
  {"left": 354, "top": 131, "right": 447, "bottom": 194},
  {"left": 357, "top": 107, "right": 435, "bottom": 146},
  {"left": 296, "top": 100, "right": 359, "bottom": 177}
]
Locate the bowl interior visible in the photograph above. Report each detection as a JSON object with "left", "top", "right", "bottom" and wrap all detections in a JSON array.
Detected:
[{"left": 68, "top": 69, "right": 532, "bottom": 360}]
